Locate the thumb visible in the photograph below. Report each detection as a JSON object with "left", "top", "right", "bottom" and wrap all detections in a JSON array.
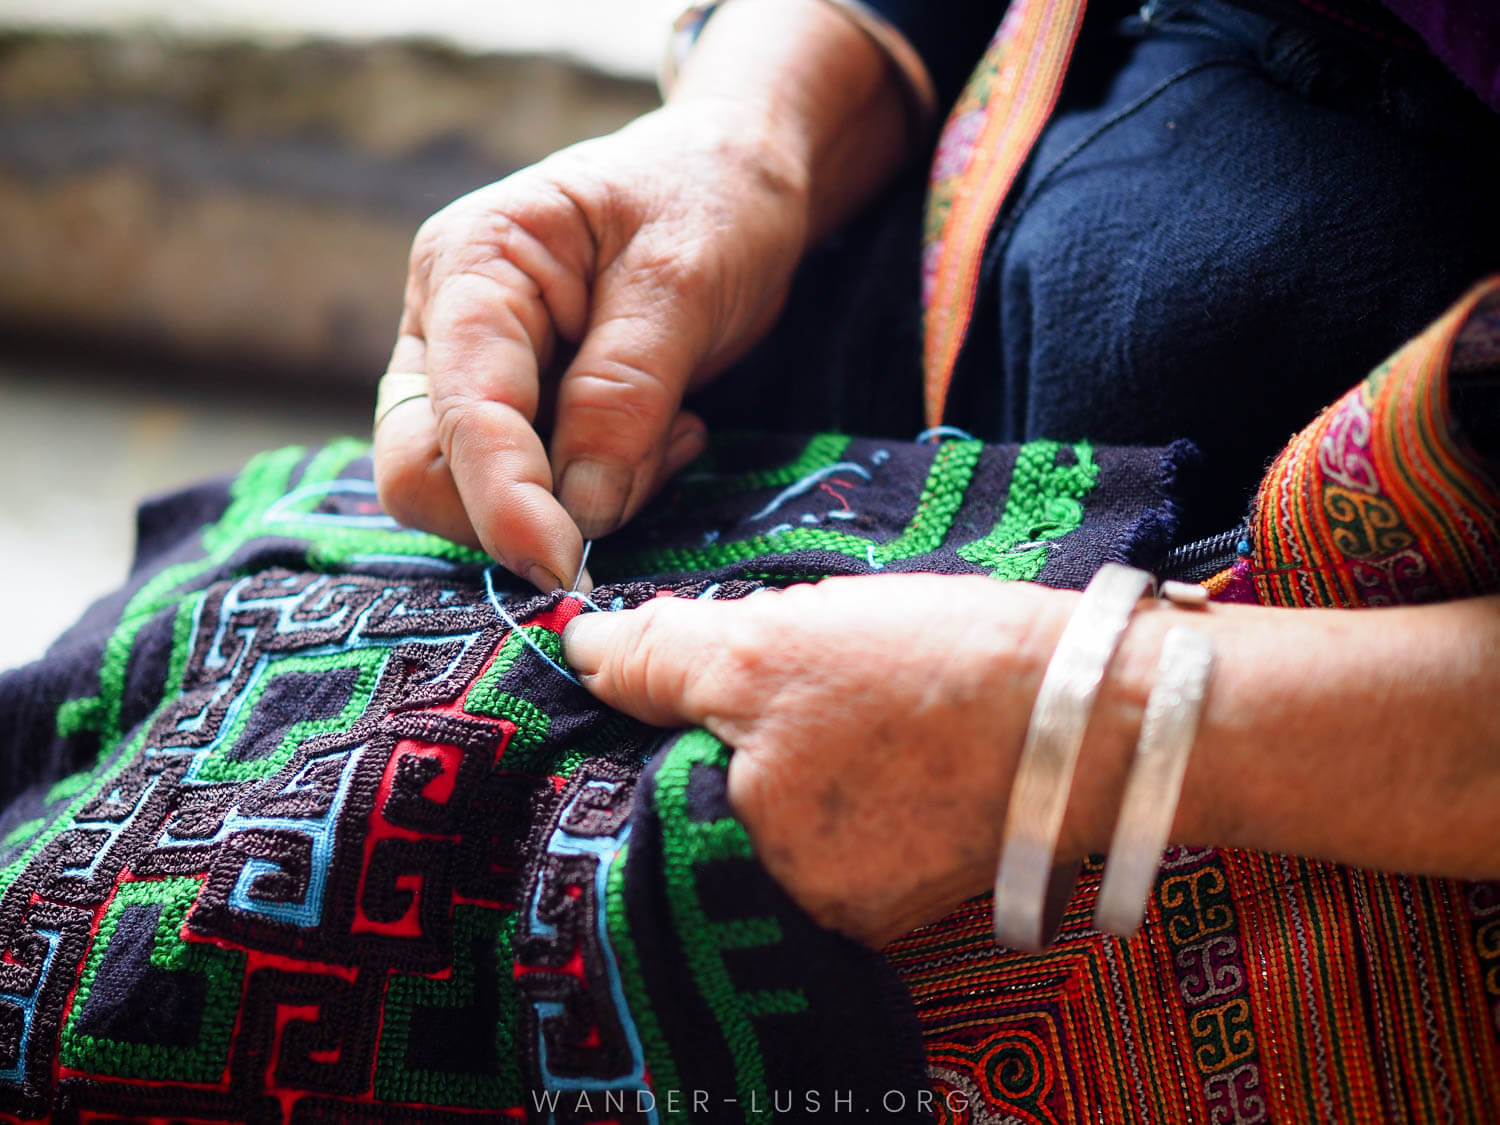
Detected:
[
  {"left": 549, "top": 272, "right": 711, "bottom": 539},
  {"left": 562, "top": 596, "right": 731, "bottom": 728}
]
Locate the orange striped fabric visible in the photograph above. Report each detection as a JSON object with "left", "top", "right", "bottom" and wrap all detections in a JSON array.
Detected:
[
  {"left": 920, "top": 0, "right": 1089, "bottom": 428},
  {"left": 1251, "top": 277, "right": 1500, "bottom": 608}
]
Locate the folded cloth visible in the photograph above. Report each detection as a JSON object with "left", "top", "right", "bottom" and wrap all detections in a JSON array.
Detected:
[{"left": 0, "top": 433, "right": 1183, "bottom": 1121}]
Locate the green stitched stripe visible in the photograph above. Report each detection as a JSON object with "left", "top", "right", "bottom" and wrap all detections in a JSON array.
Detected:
[
  {"left": 193, "top": 646, "right": 389, "bottom": 783},
  {"left": 373, "top": 907, "right": 524, "bottom": 1107},
  {"left": 872, "top": 440, "right": 983, "bottom": 563},
  {"left": 604, "top": 840, "right": 686, "bottom": 1117},
  {"left": 467, "top": 627, "right": 562, "bottom": 701},
  {"left": 2, "top": 597, "right": 201, "bottom": 899},
  {"left": 60, "top": 876, "right": 247, "bottom": 1081},
  {"left": 710, "top": 917, "right": 783, "bottom": 950},
  {"left": 677, "top": 434, "right": 853, "bottom": 502},
  {"left": 740, "top": 989, "right": 809, "bottom": 1018},
  {"left": 958, "top": 439, "right": 1099, "bottom": 580},
  {"left": 601, "top": 439, "right": 984, "bottom": 577},
  {"left": 65, "top": 445, "right": 306, "bottom": 749},
  {"left": 653, "top": 730, "right": 808, "bottom": 1122},
  {"left": 0, "top": 818, "right": 43, "bottom": 848}
]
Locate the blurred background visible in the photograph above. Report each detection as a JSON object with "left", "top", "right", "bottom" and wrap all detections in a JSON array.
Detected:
[{"left": 0, "top": 0, "right": 676, "bottom": 670}]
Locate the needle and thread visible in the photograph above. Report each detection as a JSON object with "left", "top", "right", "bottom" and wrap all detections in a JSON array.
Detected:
[{"left": 486, "top": 425, "right": 966, "bottom": 687}]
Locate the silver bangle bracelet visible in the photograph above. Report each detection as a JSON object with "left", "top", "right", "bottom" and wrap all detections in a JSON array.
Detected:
[
  {"left": 1093, "top": 625, "right": 1215, "bottom": 937},
  {"left": 993, "top": 563, "right": 1155, "bottom": 952}
]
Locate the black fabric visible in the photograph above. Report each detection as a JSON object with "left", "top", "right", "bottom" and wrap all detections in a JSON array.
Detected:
[{"left": 861, "top": 0, "right": 1005, "bottom": 111}]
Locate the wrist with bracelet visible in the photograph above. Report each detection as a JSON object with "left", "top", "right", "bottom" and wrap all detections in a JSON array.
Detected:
[
  {"left": 994, "top": 564, "right": 1216, "bottom": 951},
  {"left": 660, "top": 0, "right": 938, "bottom": 138}
]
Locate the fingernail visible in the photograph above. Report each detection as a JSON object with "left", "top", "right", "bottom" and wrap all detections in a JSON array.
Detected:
[
  {"left": 526, "top": 564, "right": 563, "bottom": 593},
  {"left": 562, "top": 614, "right": 617, "bottom": 676},
  {"left": 558, "top": 458, "right": 632, "bottom": 539}
]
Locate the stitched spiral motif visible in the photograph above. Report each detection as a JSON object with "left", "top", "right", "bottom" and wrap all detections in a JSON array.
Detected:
[{"left": 1252, "top": 278, "right": 1500, "bottom": 608}]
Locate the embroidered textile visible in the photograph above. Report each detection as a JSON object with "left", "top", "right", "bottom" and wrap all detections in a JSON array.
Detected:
[
  {"left": 1250, "top": 277, "right": 1500, "bottom": 608},
  {"left": 0, "top": 434, "right": 1179, "bottom": 1121}
]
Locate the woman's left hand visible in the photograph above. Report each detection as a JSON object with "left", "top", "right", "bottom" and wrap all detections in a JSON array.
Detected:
[{"left": 562, "top": 575, "right": 1084, "bottom": 947}]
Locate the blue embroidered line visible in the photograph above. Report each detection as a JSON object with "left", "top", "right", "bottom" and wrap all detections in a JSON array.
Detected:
[
  {"left": 483, "top": 568, "right": 581, "bottom": 686},
  {"left": 915, "top": 425, "right": 978, "bottom": 444},
  {"left": 348, "top": 553, "right": 458, "bottom": 570},
  {"left": 747, "top": 462, "right": 873, "bottom": 521}
]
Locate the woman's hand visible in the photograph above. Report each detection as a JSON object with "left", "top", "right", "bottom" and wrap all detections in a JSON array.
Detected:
[
  {"left": 373, "top": 0, "right": 912, "bottom": 591},
  {"left": 565, "top": 575, "right": 1500, "bottom": 948},
  {"left": 562, "top": 576, "right": 1086, "bottom": 947},
  {"left": 374, "top": 101, "right": 808, "bottom": 590}
]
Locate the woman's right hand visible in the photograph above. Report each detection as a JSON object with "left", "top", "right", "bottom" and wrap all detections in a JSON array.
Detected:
[
  {"left": 373, "top": 98, "right": 813, "bottom": 591},
  {"left": 372, "top": 0, "right": 914, "bottom": 591}
]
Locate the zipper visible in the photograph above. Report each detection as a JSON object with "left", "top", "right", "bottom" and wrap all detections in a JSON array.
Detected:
[{"left": 1159, "top": 525, "right": 1246, "bottom": 583}]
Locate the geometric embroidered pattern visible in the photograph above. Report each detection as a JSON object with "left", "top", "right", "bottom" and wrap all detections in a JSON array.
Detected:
[{"left": 3, "top": 421, "right": 1493, "bottom": 1123}]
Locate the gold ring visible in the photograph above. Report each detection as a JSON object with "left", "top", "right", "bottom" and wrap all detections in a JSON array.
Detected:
[{"left": 374, "top": 372, "right": 431, "bottom": 430}]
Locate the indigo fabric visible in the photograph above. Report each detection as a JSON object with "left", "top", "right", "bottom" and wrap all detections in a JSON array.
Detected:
[{"left": 950, "top": 0, "right": 1500, "bottom": 534}]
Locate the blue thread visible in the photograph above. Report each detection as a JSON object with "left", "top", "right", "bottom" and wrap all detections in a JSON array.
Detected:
[
  {"left": 610, "top": 595, "right": 626, "bottom": 612},
  {"left": 827, "top": 510, "right": 857, "bottom": 521},
  {"left": 767, "top": 523, "right": 793, "bottom": 536},
  {"left": 263, "top": 478, "right": 405, "bottom": 530},
  {"left": 747, "top": 461, "right": 873, "bottom": 521},
  {"left": 800, "top": 513, "right": 819, "bottom": 525},
  {"left": 696, "top": 583, "right": 721, "bottom": 601},
  {"left": 483, "top": 568, "right": 580, "bottom": 686},
  {"left": 871, "top": 448, "right": 891, "bottom": 465},
  {"left": 702, "top": 529, "right": 720, "bottom": 545},
  {"left": 348, "top": 553, "right": 458, "bottom": 570},
  {"left": 565, "top": 590, "right": 608, "bottom": 614},
  {"left": 866, "top": 545, "right": 885, "bottom": 570},
  {"left": 572, "top": 540, "right": 594, "bottom": 592},
  {"left": 915, "top": 425, "right": 978, "bottom": 444}
]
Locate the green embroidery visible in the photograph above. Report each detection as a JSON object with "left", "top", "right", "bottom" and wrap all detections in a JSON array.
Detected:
[
  {"left": 958, "top": 439, "right": 1099, "bottom": 580},
  {"left": 675, "top": 433, "right": 853, "bottom": 504},
  {"left": 604, "top": 840, "right": 685, "bottom": 1115},
  {"left": 2, "top": 598, "right": 202, "bottom": 898},
  {"left": 66, "top": 445, "right": 305, "bottom": 749},
  {"left": 601, "top": 439, "right": 983, "bottom": 577},
  {"left": 60, "top": 876, "right": 246, "bottom": 1081},
  {"left": 653, "top": 730, "right": 809, "bottom": 1121},
  {"left": 467, "top": 627, "right": 562, "bottom": 700},
  {"left": 465, "top": 680, "right": 551, "bottom": 769},
  {"left": 192, "top": 647, "right": 388, "bottom": 784},
  {"left": 870, "top": 439, "right": 983, "bottom": 563},
  {"left": 374, "top": 907, "right": 523, "bottom": 1107},
  {"left": 0, "top": 818, "right": 43, "bottom": 848}
]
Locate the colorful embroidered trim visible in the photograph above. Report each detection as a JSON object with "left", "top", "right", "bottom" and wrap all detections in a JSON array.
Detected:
[
  {"left": 1251, "top": 277, "right": 1500, "bottom": 607},
  {"left": 920, "top": 0, "right": 1089, "bottom": 426}
]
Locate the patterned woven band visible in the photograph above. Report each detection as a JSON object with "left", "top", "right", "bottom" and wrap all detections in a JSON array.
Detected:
[
  {"left": 993, "top": 562, "right": 1154, "bottom": 951},
  {"left": 373, "top": 371, "right": 431, "bottom": 430},
  {"left": 1093, "top": 624, "right": 1215, "bottom": 937}
]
